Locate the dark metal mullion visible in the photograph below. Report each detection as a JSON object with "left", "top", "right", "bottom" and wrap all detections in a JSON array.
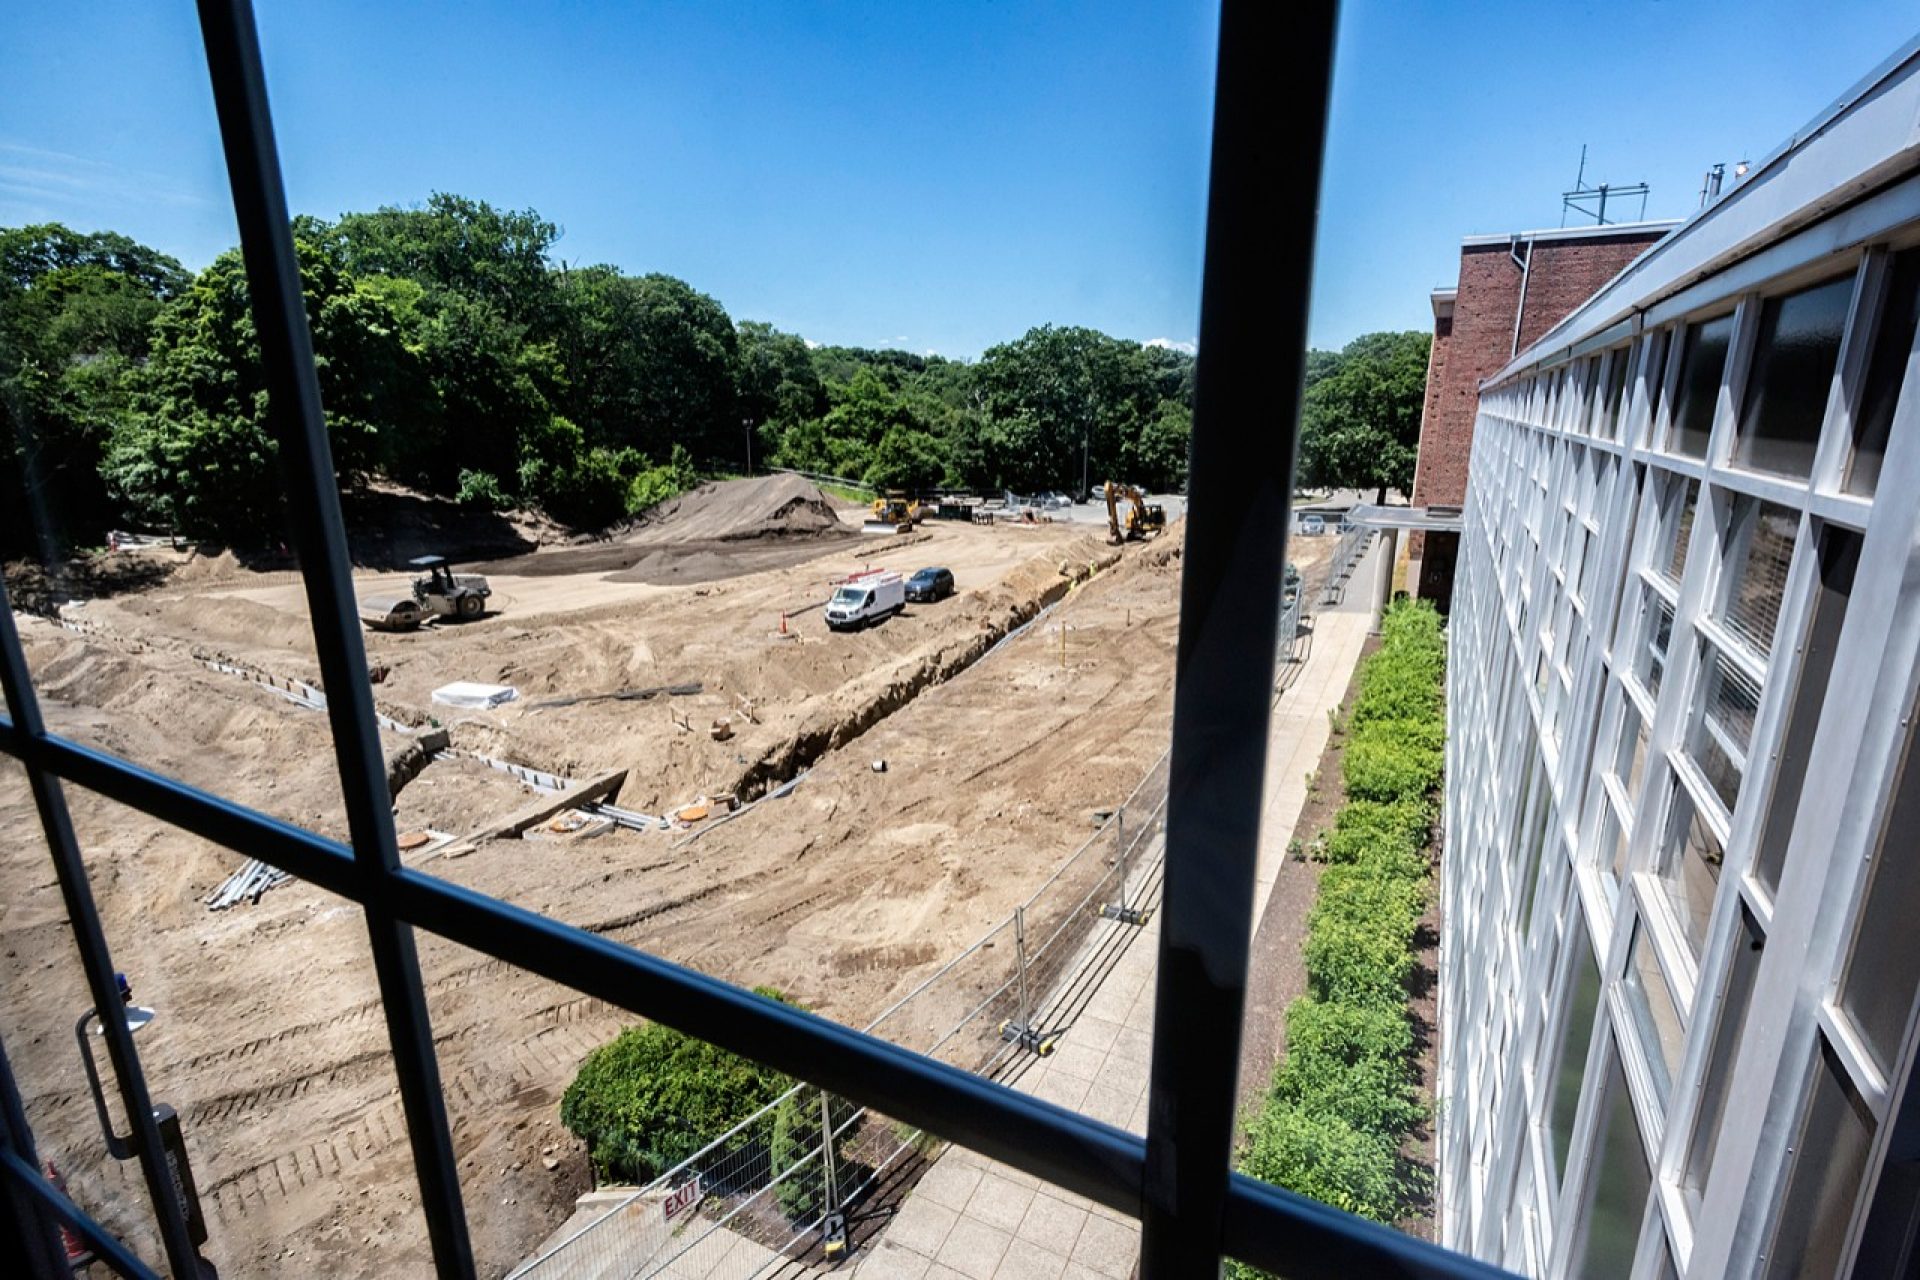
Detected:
[
  {"left": 0, "top": 595, "right": 203, "bottom": 1277},
  {"left": 190, "top": 2, "right": 474, "bottom": 1274},
  {"left": 1141, "top": 0, "right": 1339, "bottom": 1275},
  {"left": 0, "top": 1152, "right": 161, "bottom": 1280},
  {"left": 0, "top": 729, "right": 1514, "bottom": 1276},
  {"left": 0, "top": 1023, "right": 72, "bottom": 1277}
]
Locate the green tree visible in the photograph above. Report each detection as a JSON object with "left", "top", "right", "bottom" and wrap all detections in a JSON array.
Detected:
[
  {"left": 737, "top": 321, "right": 827, "bottom": 440},
  {"left": 0, "top": 224, "right": 189, "bottom": 553},
  {"left": 560, "top": 989, "right": 797, "bottom": 1185},
  {"left": 1297, "top": 331, "right": 1431, "bottom": 503},
  {"left": 558, "top": 268, "right": 739, "bottom": 462},
  {"left": 970, "top": 325, "right": 1168, "bottom": 493},
  {"left": 103, "top": 238, "right": 417, "bottom": 539}
]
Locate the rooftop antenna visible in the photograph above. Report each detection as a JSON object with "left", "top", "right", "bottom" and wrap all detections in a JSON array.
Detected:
[{"left": 1560, "top": 145, "right": 1651, "bottom": 228}]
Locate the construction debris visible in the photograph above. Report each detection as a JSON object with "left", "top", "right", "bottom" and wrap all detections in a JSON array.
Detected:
[
  {"left": 471, "top": 768, "right": 628, "bottom": 843},
  {"left": 431, "top": 681, "right": 519, "bottom": 709},
  {"left": 709, "top": 718, "right": 734, "bottom": 742},
  {"left": 206, "top": 859, "right": 292, "bottom": 911},
  {"left": 527, "top": 682, "right": 702, "bottom": 711}
]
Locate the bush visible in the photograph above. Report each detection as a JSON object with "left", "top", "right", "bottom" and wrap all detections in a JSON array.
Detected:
[
  {"left": 455, "top": 468, "right": 508, "bottom": 510},
  {"left": 1276, "top": 999, "right": 1424, "bottom": 1137},
  {"left": 1320, "top": 798, "right": 1429, "bottom": 868},
  {"left": 1341, "top": 727, "right": 1443, "bottom": 804},
  {"left": 1237, "top": 598, "right": 1444, "bottom": 1229},
  {"left": 1237, "top": 1100, "right": 1399, "bottom": 1224},
  {"left": 560, "top": 987, "right": 796, "bottom": 1185}
]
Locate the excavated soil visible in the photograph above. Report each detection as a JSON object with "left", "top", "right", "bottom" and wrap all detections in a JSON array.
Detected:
[
  {"left": 474, "top": 475, "right": 859, "bottom": 582},
  {"left": 0, "top": 506, "right": 1314, "bottom": 1278}
]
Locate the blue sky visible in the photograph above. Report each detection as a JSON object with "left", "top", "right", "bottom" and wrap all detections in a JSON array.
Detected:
[{"left": 3, "top": 3, "right": 1916, "bottom": 357}]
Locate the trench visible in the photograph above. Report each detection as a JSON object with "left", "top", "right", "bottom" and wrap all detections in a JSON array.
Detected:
[{"left": 723, "top": 544, "right": 1125, "bottom": 803}]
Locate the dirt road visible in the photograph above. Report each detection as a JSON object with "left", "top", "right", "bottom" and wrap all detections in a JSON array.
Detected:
[{"left": 0, "top": 486, "right": 1326, "bottom": 1278}]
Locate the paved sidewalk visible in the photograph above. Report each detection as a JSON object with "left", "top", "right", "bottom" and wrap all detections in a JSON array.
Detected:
[{"left": 852, "top": 545, "right": 1382, "bottom": 1280}]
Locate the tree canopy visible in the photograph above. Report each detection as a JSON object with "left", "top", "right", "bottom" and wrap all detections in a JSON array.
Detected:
[
  {"left": 0, "top": 195, "right": 1319, "bottom": 555},
  {"left": 1297, "top": 331, "right": 1431, "bottom": 503}
]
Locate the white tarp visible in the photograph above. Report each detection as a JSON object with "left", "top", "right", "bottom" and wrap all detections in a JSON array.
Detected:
[{"left": 431, "top": 681, "right": 520, "bottom": 709}]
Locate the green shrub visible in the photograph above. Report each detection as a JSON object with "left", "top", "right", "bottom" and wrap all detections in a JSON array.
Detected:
[
  {"left": 1237, "top": 1099, "right": 1400, "bottom": 1224},
  {"left": 1237, "top": 597, "right": 1445, "bottom": 1228},
  {"left": 1320, "top": 798, "right": 1430, "bottom": 868},
  {"left": 1275, "top": 999, "right": 1424, "bottom": 1136},
  {"left": 455, "top": 468, "right": 508, "bottom": 510},
  {"left": 1342, "top": 727, "right": 1443, "bottom": 804},
  {"left": 561, "top": 987, "right": 796, "bottom": 1185}
]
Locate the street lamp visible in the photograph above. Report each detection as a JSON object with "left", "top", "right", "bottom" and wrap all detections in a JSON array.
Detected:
[
  {"left": 744, "top": 417, "right": 755, "bottom": 476},
  {"left": 74, "top": 973, "right": 211, "bottom": 1262}
]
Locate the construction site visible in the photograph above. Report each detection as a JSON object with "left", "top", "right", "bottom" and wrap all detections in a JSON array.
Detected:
[{"left": 0, "top": 473, "right": 1368, "bottom": 1278}]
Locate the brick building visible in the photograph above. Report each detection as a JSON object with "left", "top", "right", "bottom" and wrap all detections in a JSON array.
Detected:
[{"left": 1408, "top": 223, "right": 1675, "bottom": 603}]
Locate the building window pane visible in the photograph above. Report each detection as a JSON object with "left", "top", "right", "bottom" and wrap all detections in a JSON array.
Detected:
[
  {"left": 1754, "top": 527, "right": 1859, "bottom": 897},
  {"left": 1847, "top": 248, "right": 1920, "bottom": 495},
  {"left": 1733, "top": 275, "right": 1853, "bottom": 479},
  {"left": 1604, "top": 346, "right": 1633, "bottom": 439},
  {"left": 1690, "top": 647, "right": 1761, "bottom": 815},
  {"left": 1574, "top": 1046, "right": 1654, "bottom": 1280},
  {"left": 1684, "top": 904, "right": 1765, "bottom": 1207},
  {"left": 1669, "top": 313, "right": 1734, "bottom": 458},
  {"left": 1764, "top": 1038, "right": 1875, "bottom": 1278},
  {"left": 1551, "top": 913, "right": 1603, "bottom": 1185},
  {"left": 1659, "top": 478, "right": 1700, "bottom": 586},
  {"left": 1838, "top": 701, "right": 1920, "bottom": 1076},
  {"left": 1718, "top": 497, "right": 1799, "bottom": 657},
  {"left": 1655, "top": 781, "right": 1722, "bottom": 956},
  {"left": 1623, "top": 921, "right": 1686, "bottom": 1103},
  {"left": 1615, "top": 696, "right": 1650, "bottom": 803},
  {"left": 1636, "top": 589, "right": 1676, "bottom": 699}
]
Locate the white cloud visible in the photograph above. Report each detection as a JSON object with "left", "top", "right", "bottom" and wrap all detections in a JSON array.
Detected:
[
  {"left": 803, "top": 338, "right": 821, "bottom": 349},
  {"left": 1144, "top": 337, "right": 1198, "bottom": 355},
  {"left": 0, "top": 141, "right": 209, "bottom": 214}
]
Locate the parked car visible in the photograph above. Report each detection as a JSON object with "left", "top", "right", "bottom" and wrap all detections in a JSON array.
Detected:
[
  {"left": 906, "top": 566, "right": 956, "bottom": 602},
  {"left": 1299, "top": 514, "right": 1327, "bottom": 536},
  {"left": 825, "top": 571, "right": 906, "bottom": 630}
]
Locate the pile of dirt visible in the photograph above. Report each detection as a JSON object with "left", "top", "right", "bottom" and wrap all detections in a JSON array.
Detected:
[{"left": 629, "top": 474, "right": 846, "bottom": 544}]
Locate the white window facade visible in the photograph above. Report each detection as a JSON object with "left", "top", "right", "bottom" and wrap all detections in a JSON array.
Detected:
[{"left": 1439, "top": 40, "right": 1920, "bottom": 1280}]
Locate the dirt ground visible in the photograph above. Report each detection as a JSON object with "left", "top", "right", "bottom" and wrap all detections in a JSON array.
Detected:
[{"left": 0, "top": 480, "right": 1329, "bottom": 1278}]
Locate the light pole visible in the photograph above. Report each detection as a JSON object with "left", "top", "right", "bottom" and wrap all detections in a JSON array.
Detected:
[{"left": 744, "top": 417, "right": 755, "bottom": 477}]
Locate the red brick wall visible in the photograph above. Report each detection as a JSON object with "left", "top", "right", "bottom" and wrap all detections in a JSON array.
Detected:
[{"left": 1410, "top": 230, "right": 1665, "bottom": 602}]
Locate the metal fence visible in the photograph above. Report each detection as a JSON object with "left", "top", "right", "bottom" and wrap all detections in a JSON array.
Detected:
[
  {"left": 509, "top": 584, "right": 1324, "bottom": 1280},
  {"left": 1319, "top": 524, "right": 1376, "bottom": 606},
  {"left": 509, "top": 750, "right": 1175, "bottom": 1280}
]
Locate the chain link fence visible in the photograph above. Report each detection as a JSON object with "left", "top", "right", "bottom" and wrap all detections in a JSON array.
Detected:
[
  {"left": 508, "top": 751, "right": 1172, "bottom": 1280},
  {"left": 510, "top": 571, "right": 1328, "bottom": 1280},
  {"left": 511, "top": 574, "right": 1318, "bottom": 1279}
]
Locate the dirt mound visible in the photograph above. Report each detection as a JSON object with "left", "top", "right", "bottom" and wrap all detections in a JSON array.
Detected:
[{"left": 630, "top": 474, "right": 846, "bottom": 544}]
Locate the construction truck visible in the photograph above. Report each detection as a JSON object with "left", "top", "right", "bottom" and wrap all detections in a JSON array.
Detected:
[
  {"left": 360, "top": 555, "right": 493, "bottom": 631},
  {"left": 1104, "top": 481, "right": 1167, "bottom": 545},
  {"left": 862, "top": 491, "right": 921, "bottom": 535}
]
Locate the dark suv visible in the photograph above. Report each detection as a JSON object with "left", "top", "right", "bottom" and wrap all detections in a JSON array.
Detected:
[{"left": 905, "top": 566, "right": 955, "bottom": 602}]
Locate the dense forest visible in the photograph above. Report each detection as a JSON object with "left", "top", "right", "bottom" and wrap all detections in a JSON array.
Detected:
[{"left": 0, "top": 194, "right": 1425, "bottom": 551}]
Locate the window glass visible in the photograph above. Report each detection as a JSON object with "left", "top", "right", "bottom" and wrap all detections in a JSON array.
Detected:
[
  {"left": 1847, "top": 248, "right": 1920, "bottom": 495},
  {"left": 1604, "top": 346, "right": 1633, "bottom": 439},
  {"left": 1684, "top": 904, "right": 1765, "bottom": 1207},
  {"left": 1623, "top": 921, "right": 1685, "bottom": 1103},
  {"left": 1574, "top": 1046, "right": 1653, "bottom": 1280},
  {"left": 1615, "top": 696, "right": 1650, "bottom": 804},
  {"left": 1733, "top": 275, "right": 1853, "bottom": 479},
  {"left": 1750, "top": 535, "right": 1847, "bottom": 898},
  {"left": 1764, "top": 1039, "right": 1875, "bottom": 1278},
  {"left": 1838, "top": 701, "right": 1920, "bottom": 1076},
  {"left": 1669, "top": 314, "right": 1734, "bottom": 458},
  {"left": 1636, "top": 589, "right": 1676, "bottom": 700},
  {"left": 1717, "top": 497, "right": 1798, "bottom": 657},
  {"left": 1660, "top": 478, "right": 1700, "bottom": 586},
  {"left": 1551, "top": 912, "right": 1603, "bottom": 1185},
  {"left": 1655, "top": 781, "right": 1722, "bottom": 957},
  {"left": 1689, "top": 647, "right": 1761, "bottom": 815}
]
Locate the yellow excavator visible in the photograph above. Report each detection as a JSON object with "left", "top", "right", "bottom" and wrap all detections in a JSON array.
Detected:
[
  {"left": 1104, "top": 481, "right": 1166, "bottom": 545},
  {"left": 862, "top": 491, "right": 921, "bottom": 535}
]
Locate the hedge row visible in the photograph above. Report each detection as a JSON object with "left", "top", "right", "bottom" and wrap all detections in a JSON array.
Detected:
[{"left": 1236, "top": 600, "right": 1446, "bottom": 1247}]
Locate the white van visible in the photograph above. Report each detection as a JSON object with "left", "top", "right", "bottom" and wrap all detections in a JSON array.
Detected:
[{"left": 825, "top": 571, "right": 906, "bottom": 630}]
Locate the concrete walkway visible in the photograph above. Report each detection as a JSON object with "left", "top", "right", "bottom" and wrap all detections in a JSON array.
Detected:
[{"left": 852, "top": 546, "right": 1383, "bottom": 1280}]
